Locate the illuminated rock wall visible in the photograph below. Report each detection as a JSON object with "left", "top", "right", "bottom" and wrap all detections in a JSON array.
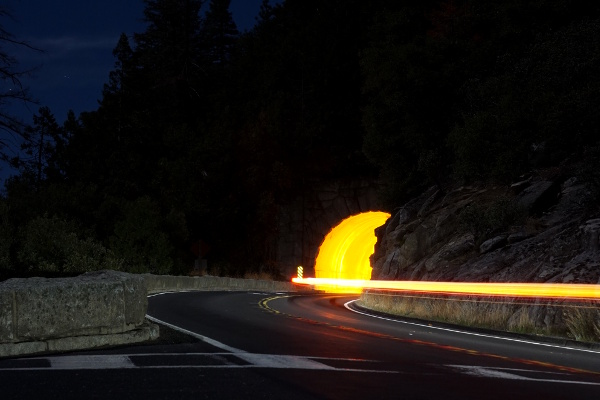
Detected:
[
  {"left": 371, "top": 176, "right": 600, "bottom": 286},
  {"left": 274, "top": 179, "right": 384, "bottom": 279}
]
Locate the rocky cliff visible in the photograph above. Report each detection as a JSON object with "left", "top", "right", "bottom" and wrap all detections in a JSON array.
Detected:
[
  {"left": 368, "top": 168, "right": 600, "bottom": 339},
  {"left": 371, "top": 171, "right": 600, "bottom": 286}
]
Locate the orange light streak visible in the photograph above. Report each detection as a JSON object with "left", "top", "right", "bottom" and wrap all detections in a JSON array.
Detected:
[
  {"left": 291, "top": 278, "right": 600, "bottom": 300},
  {"left": 314, "top": 211, "right": 391, "bottom": 292}
]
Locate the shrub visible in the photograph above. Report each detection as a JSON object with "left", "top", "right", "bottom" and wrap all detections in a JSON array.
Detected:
[
  {"left": 17, "top": 214, "right": 122, "bottom": 274},
  {"left": 109, "top": 196, "right": 173, "bottom": 274}
]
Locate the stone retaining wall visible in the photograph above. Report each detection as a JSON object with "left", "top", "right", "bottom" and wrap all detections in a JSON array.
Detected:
[{"left": 144, "top": 274, "right": 303, "bottom": 294}]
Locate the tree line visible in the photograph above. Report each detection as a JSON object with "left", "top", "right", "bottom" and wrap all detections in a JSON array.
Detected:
[{"left": 1, "top": 0, "right": 599, "bottom": 279}]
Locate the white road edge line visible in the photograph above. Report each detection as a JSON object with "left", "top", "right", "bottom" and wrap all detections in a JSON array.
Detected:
[
  {"left": 145, "top": 314, "right": 245, "bottom": 354},
  {"left": 344, "top": 300, "right": 600, "bottom": 355}
]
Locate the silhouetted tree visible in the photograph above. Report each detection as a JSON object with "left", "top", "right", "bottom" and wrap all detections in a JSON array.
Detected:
[
  {"left": 202, "top": 0, "right": 239, "bottom": 66},
  {"left": 0, "top": 7, "right": 39, "bottom": 164},
  {"left": 19, "top": 107, "right": 64, "bottom": 187},
  {"left": 135, "top": 0, "right": 205, "bottom": 118}
]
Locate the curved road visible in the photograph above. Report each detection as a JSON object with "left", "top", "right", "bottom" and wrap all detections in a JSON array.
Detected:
[
  {"left": 147, "top": 291, "right": 600, "bottom": 398},
  {"left": 1, "top": 290, "right": 599, "bottom": 399}
]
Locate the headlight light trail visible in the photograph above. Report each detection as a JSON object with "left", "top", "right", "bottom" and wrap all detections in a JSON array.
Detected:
[{"left": 291, "top": 277, "right": 600, "bottom": 300}]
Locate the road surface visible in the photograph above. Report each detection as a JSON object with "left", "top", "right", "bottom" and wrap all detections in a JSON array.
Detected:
[{"left": 1, "top": 291, "right": 599, "bottom": 399}]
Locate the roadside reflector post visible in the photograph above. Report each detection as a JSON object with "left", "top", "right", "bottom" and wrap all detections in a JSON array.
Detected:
[{"left": 297, "top": 266, "right": 303, "bottom": 279}]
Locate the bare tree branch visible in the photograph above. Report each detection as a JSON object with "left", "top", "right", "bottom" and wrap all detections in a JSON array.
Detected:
[{"left": 0, "top": 6, "right": 42, "bottom": 165}]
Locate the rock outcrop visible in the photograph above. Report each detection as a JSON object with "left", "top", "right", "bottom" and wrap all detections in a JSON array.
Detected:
[
  {"left": 372, "top": 175, "right": 600, "bottom": 285},
  {"left": 369, "top": 173, "right": 600, "bottom": 335}
]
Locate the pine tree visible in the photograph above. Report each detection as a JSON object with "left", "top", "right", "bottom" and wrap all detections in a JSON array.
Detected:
[
  {"left": 135, "top": 0, "right": 205, "bottom": 99},
  {"left": 257, "top": 0, "right": 274, "bottom": 23},
  {"left": 101, "top": 33, "right": 137, "bottom": 133},
  {"left": 19, "top": 107, "right": 64, "bottom": 187},
  {"left": 202, "top": 0, "right": 239, "bottom": 66}
]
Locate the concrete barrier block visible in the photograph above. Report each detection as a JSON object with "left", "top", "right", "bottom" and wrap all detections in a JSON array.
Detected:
[
  {"left": 204, "top": 276, "right": 220, "bottom": 288},
  {"left": 82, "top": 271, "right": 147, "bottom": 327},
  {"left": 0, "top": 270, "right": 149, "bottom": 343},
  {"left": 194, "top": 276, "right": 208, "bottom": 289},
  {"left": 219, "top": 277, "right": 231, "bottom": 289},
  {"left": 0, "top": 341, "right": 47, "bottom": 358},
  {"left": 47, "top": 322, "right": 159, "bottom": 353},
  {"left": 13, "top": 276, "right": 126, "bottom": 340},
  {"left": 176, "top": 276, "right": 188, "bottom": 290},
  {"left": 0, "top": 290, "right": 14, "bottom": 342},
  {"left": 122, "top": 275, "right": 147, "bottom": 326}
]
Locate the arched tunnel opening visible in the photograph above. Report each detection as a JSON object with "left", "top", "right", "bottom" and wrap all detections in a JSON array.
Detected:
[{"left": 312, "top": 211, "right": 390, "bottom": 292}]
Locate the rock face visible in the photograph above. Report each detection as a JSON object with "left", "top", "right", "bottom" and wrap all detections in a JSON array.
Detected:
[
  {"left": 370, "top": 174, "right": 600, "bottom": 333},
  {"left": 371, "top": 176, "right": 600, "bottom": 285}
]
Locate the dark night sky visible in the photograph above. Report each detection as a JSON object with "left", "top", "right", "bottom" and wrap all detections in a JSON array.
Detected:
[
  {"left": 4, "top": 0, "right": 272, "bottom": 121},
  {"left": 1, "top": 0, "right": 278, "bottom": 183}
]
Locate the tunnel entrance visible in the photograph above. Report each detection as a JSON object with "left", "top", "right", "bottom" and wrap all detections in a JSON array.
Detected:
[{"left": 314, "top": 211, "right": 391, "bottom": 282}]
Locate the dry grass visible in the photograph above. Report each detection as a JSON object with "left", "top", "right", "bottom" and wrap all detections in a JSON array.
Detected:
[
  {"left": 563, "top": 304, "right": 600, "bottom": 343},
  {"left": 359, "top": 292, "right": 597, "bottom": 340},
  {"left": 360, "top": 292, "right": 516, "bottom": 330}
]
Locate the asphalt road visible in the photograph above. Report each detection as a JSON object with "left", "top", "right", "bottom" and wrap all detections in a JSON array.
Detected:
[{"left": 1, "top": 291, "right": 599, "bottom": 399}]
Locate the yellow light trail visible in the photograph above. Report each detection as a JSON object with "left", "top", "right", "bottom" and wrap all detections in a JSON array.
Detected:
[
  {"left": 314, "top": 211, "right": 391, "bottom": 293},
  {"left": 291, "top": 278, "right": 600, "bottom": 300},
  {"left": 305, "top": 211, "right": 599, "bottom": 299}
]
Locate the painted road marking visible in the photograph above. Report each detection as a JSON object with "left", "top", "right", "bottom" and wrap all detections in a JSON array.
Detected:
[
  {"left": 0, "top": 353, "right": 395, "bottom": 373},
  {"left": 145, "top": 314, "right": 244, "bottom": 353},
  {"left": 45, "top": 355, "right": 135, "bottom": 370},
  {"left": 236, "top": 353, "right": 335, "bottom": 370},
  {"left": 448, "top": 365, "right": 600, "bottom": 386}
]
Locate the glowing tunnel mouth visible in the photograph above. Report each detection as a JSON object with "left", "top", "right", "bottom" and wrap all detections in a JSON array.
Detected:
[
  {"left": 294, "top": 211, "right": 600, "bottom": 300},
  {"left": 312, "top": 211, "right": 391, "bottom": 293}
]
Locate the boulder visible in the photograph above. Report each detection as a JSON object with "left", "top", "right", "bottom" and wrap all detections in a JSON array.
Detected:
[
  {"left": 479, "top": 235, "right": 508, "bottom": 254},
  {"left": 515, "top": 180, "right": 558, "bottom": 214}
]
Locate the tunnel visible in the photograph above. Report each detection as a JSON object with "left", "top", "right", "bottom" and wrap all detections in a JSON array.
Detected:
[{"left": 313, "top": 211, "right": 390, "bottom": 292}]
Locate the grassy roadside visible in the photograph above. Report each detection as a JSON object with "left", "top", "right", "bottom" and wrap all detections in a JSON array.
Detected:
[{"left": 359, "top": 291, "right": 600, "bottom": 343}]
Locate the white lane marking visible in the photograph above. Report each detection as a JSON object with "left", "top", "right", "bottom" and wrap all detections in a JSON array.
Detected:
[
  {"left": 0, "top": 353, "right": 394, "bottom": 373},
  {"left": 344, "top": 300, "right": 600, "bottom": 355},
  {"left": 449, "top": 365, "right": 600, "bottom": 386},
  {"left": 145, "top": 314, "right": 245, "bottom": 353},
  {"left": 49, "top": 355, "right": 135, "bottom": 370},
  {"left": 237, "top": 353, "right": 335, "bottom": 370}
]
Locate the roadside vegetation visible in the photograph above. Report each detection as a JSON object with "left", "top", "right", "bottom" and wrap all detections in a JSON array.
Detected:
[{"left": 359, "top": 292, "right": 600, "bottom": 343}]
